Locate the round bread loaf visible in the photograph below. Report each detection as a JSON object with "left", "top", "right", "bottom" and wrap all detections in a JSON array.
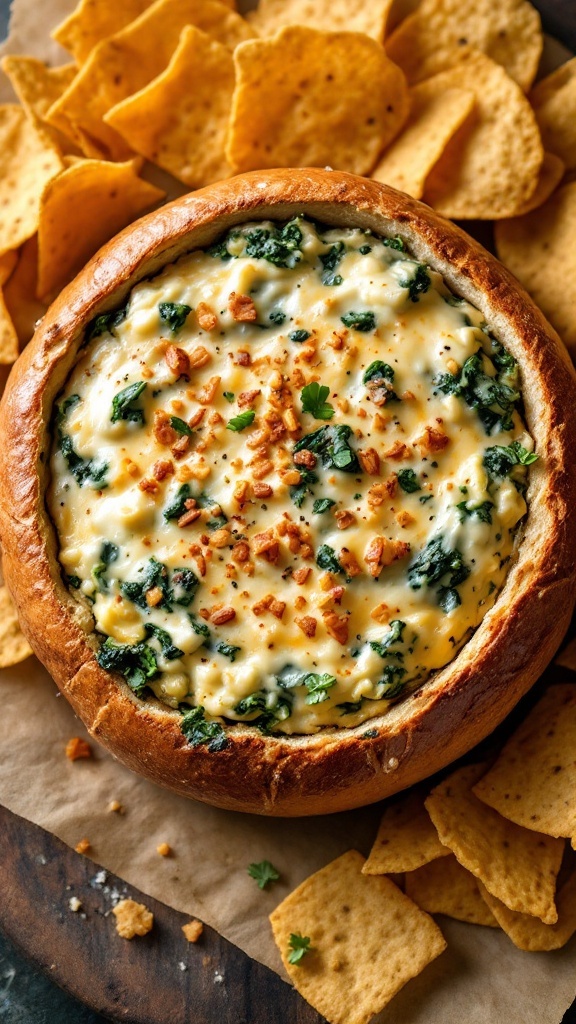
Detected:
[{"left": 1, "top": 169, "right": 576, "bottom": 815}]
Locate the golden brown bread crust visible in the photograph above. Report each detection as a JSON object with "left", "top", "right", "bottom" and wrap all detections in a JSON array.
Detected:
[{"left": 2, "top": 168, "right": 576, "bottom": 816}]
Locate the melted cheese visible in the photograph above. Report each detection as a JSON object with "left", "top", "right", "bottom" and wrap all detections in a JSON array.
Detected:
[{"left": 48, "top": 219, "right": 535, "bottom": 735}]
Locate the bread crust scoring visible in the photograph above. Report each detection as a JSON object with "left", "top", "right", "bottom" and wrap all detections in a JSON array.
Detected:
[{"left": 2, "top": 168, "right": 576, "bottom": 816}]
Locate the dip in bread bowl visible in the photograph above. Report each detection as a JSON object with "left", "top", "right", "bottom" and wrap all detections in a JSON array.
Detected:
[{"left": 2, "top": 169, "right": 576, "bottom": 816}]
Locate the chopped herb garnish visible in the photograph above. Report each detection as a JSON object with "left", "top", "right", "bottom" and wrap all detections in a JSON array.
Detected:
[
  {"left": 316, "top": 544, "right": 345, "bottom": 576},
  {"left": 247, "top": 860, "right": 280, "bottom": 890},
  {"left": 304, "top": 672, "right": 336, "bottom": 705},
  {"left": 384, "top": 236, "right": 405, "bottom": 251},
  {"left": 319, "top": 241, "right": 345, "bottom": 286},
  {"left": 289, "top": 329, "right": 310, "bottom": 343},
  {"left": 300, "top": 382, "right": 335, "bottom": 421},
  {"left": 180, "top": 706, "right": 228, "bottom": 752},
  {"left": 85, "top": 305, "right": 127, "bottom": 342},
  {"left": 144, "top": 623, "right": 184, "bottom": 660},
  {"left": 363, "top": 360, "right": 394, "bottom": 384},
  {"left": 294, "top": 424, "right": 359, "bottom": 473},
  {"left": 400, "top": 263, "right": 430, "bottom": 302},
  {"left": 170, "top": 415, "right": 193, "bottom": 436},
  {"left": 376, "top": 664, "right": 407, "bottom": 699},
  {"left": 111, "top": 381, "right": 147, "bottom": 424},
  {"left": 227, "top": 409, "right": 255, "bottom": 432},
  {"left": 96, "top": 637, "right": 158, "bottom": 697},
  {"left": 223, "top": 391, "right": 235, "bottom": 403},
  {"left": 456, "top": 499, "right": 494, "bottom": 524},
  {"left": 341, "top": 310, "right": 376, "bottom": 332},
  {"left": 269, "top": 310, "right": 286, "bottom": 325},
  {"left": 358, "top": 244, "right": 372, "bottom": 255},
  {"left": 288, "top": 933, "right": 312, "bottom": 966},
  {"left": 158, "top": 301, "right": 192, "bottom": 333},
  {"left": 312, "top": 497, "right": 336, "bottom": 514},
  {"left": 397, "top": 469, "right": 420, "bottom": 493}
]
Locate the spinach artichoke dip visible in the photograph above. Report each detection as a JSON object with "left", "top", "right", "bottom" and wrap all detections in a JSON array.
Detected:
[{"left": 48, "top": 217, "right": 537, "bottom": 741}]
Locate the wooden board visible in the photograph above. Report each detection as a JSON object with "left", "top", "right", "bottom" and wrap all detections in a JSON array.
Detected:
[{"left": 0, "top": 804, "right": 324, "bottom": 1023}]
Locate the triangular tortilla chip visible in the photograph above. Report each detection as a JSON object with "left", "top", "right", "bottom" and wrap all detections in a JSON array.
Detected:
[
  {"left": 0, "top": 105, "right": 63, "bottom": 258},
  {"left": 405, "top": 854, "right": 499, "bottom": 927},
  {"left": 363, "top": 788, "right": 451, "bottom": 875}
]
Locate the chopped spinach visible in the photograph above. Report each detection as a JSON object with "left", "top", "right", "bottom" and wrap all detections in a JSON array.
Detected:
[
  {"left": 189, "top": 614, "right": 211, "bottom": 641},
  {"left": 294, "top": 424, "right": 360, "bottom": 473},
  {"left": 111, "top": 381, "right": 147, "bottom": 424},
  {"left": 337, "top": 700, "right": 364, "bottom": 715},
  {"left": 316, "top": 543, "right": 345, "bottom": 576},
  {"left": 59, "top": 433, "right": 109, "bottom": 489},
  {"left": 341, "top": 310, "right": 376, "bottom": 332},
  {"left": 376, "top": 664, "right": 407, "bottom": 699},
  {"left": 158, "top": 301, "right": 192, "bottom": 334},
  {"left": 397, "top": 469, "right": 420, "bottom": 493},
  {"left": 435, "top": 350, "right": 520, "bottom": 434},
  {"left": 170, "top": 415, "right": 193, "bottom": 436},
  {"left": 144, "top": 623, "right": 184, "bottom": 660},
  {"left": 290, "top": 467, "right": 318, "bottom": 508},
  {"left": 319, "top": 241, "right": 345, "bottom": 286},
  {"left": 91, "top": 540, "right": 119, "bottom": 593},
  {"left": 358, "top": 244, "right": 372, "bottom": 255},
  {"left": 304, "top": 672, "right": 336, "bottom": 705},
  {"left": 400, "top": 263, "right": 430, "bottom": 302},
  {"left": 383, "top": 236, "right": 405, "bottom": 251},
  {"left": 369, "top": 619, "right": 406, "bottom": 658},
  {"left": 289, "top": 329, "right": 310, "bottom": 343},
  {"left": 269, "top": 310, "right": 286, "bottom": 325},
  {"left": 234, "top": 690, "right": 291, "bottom": 733},
  {"left": 223, "top": 391, "right": 235, "bottom": 403},
  {"left": 96, "top": 637, "right": 158, "bottom": 697},
  {"left": 312, "top": 497, "right": 336, "bottom": 514},
  {"left": 408, "top": 535, "right": 470, "bottom": 611},
  {"left": 215, "top": 641, "right": 241, "bottom": 662},
  {"left": 65, "top": 574, "right": 82, "bottom": 589},
  {"left": 180, "top": 706, "right": 228, "bottom": 751},
  {"left": 483, "top": 441, "right": 538, "bottom": 478},
  {"left": 164, "top": 483, "right": 192, "bottom": 521},
  {"left": 121, "top": 557, "right": 172, "bottom": 611},
  {"left": 171, "top": 568, "right": 200, "bottom": 607},
  {"left": 363, "top": 360, "right": 394, "bottom": 384},
  {"left": 85, "top": 305, "right": 127, "bottom": 342},
  {"left": 456, "top": 499, "right": 494, "bottom": 524},
  {"left": 244, "top": 221, "right": 302, "bottom": 269}
]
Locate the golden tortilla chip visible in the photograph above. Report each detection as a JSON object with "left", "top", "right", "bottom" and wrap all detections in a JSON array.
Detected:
[
  {"left": 494, "top": 184, "right": 576, "bottom": 355},
  {"left": 0, "top": 585, "right": 33, "bottom": 667},
  {"left": 372, "top": 82, "right": 475, "bottom": 199},
  {"left": 0, "top": 252, "right": 17, "bottom": 287},
  {"left": 0, "top": 292, "right": 18, "bottom": 364},
  {"left": 478, "top": 873, "right": 576, "bottom": 951},
  {"left": 105, "top": 26, "right": 233, "bottom": 186},
  {"left": 556, "top": 638, "right": 576, "bottom": 672},
  {"left": 0, "top": 105, "right": 63, "bottom": 258},
  {"left": 46, "top": 0, "right": 254, "bottom": 161},
  {"left": 227, "top": 26, "right": 409, "bottom": 176},
  {"left": 473, "top": 685, "right": 576, "bottom": 845},
  {"left": 248, "top": 0, "right": 393, "bottom": 43},
  {"left": 52, "top": 0, "right": 159, "bottom": 65},
  {"left": 405, "top": 854, "right": 499, "bottom": 927},
  {"left": 422, "top": 50, "right": 543, "bottom": 219},
  {"left": 1, "top": 56, "right": 78, "bottom": 154},
  {"left": 509, "top": 151, "right": 565, "bottom": 216},
  {"left": 362, "top": 789, "right": 451, "bottom": 875},
  {"left": 425, "top": 763, "right": 564, "bottom": 924},
  {"left": 269, "top": 850, "right": 446, "bottom": 1024},
  {"left": 37, "top": 159, "right": 165, "bottom": 303},
  {"left": 530, "top": 58, "right": 576, "bottom": 170},
  {"left": 386, "top": 0, "right": 542, "bottom": 91},
  {"left": 4, "top": 237, "right": 45, "bottom": 348}
]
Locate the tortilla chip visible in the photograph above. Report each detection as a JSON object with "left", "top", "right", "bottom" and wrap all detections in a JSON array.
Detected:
[
  {"left": 479, "top": 872, "right": 576, "bottom": 951},
  {"left": 405, "top": 855, "right": 499, "bottom": 927},
  {"left": 494, "top": 183, "right": 576, "bottom": 355},
  {"left": 46, "top": 0, "right": 254, "bottom": 161},
  {"left": 0, "top": 293, "right": 18, "bottom": 364},
  {"left": 227, "top": 26, "right": 409, "bottom": 176},
  {"left": 386, "top": 0, "right": 542, "bottom": 92},
  {"left": 362, "top": 788, "right": 451, "bottom": 875},
  {"left": 4, "top": 237, "right": 45, "bottom": 348},
  {"left": 556, "top": 638, "right": 576, "bottom": 671},
  {"left": 509, "top": 151, "right": 565, "bottom": 215},
  {"left": 473, "top": 685, "right": 576, "bottom": 847},
  {"left": 1, "top": 56, "right": 79, "bottom": 154},
  {"left": 52, "top": 0, "right": 159, "bottom": 65},
  {"left": 0, "top": 585, "right": 33, "bottom": 667},
  {"left": 248, "top": 0, "right": 393, "bottom": 43},
  {"left": 372, "top": 82, "right": 475, "bottom": 199},
  {"left": 425, "top": 763, "right": 564, "bottom": 924},
  {"left": 105, "top": 26, "right": 233, "bottom": 186},
  {"left": 0, "top": 105, "right": 63, "bottom": 258},
  {"left": 269, "top": 850, "right": 446, "bottom": 1024},
  {"left": 0, "top": 252, "right": 17, "bottom": 287},
  {"left": 422, "top": 50, "right": 543, "bottom": 219},
  {"left": 37, "top": 159, "right": 165, "bottom": 302},
  {"left": 530, "top": 58, "right": 576, "bottom": 170}
]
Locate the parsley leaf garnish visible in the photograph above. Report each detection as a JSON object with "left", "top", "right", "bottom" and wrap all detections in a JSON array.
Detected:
[
  {"left": 170, "top": 415, "right": 193, "bottom": 436},
  {"left": 247, "top": 860, "right": 280, "bottom": 890},
  {"left": 158, "top": 301, "right": 192, "bottom": 333},
  {"left": 227, "top": 409, "right": 255, "bottom": 432},
  {"left": 288, "top": 933, "right": 312, "bottom": 966},
  {"left": 300, "top": 382, "right": 334, "bottom": 420}
]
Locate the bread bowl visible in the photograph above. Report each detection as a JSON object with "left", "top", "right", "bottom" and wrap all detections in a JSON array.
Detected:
[{"left": 1, "top": 168, "right": 576, "bottom": 816}]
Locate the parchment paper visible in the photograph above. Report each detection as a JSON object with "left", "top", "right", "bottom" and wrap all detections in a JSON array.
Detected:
[{"left": 1, "top": 2, "right": 576, "bottom": 1021}]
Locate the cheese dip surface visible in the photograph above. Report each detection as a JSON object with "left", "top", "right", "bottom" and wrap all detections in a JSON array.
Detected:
[{"left": 48, "top": 217, "right": 536, "bottom": 740}]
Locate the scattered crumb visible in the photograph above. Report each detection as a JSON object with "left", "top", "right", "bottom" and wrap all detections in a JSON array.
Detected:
[
  {"left": 108, "top": 800, "right": 123, "bottom": 813},
  {"left": 178, "top": 961, "right": 188, "bottom": 972},
  {"left": 214, "top": 971, "right": 224, "bottom": 984},
  {"left": 112, "top": 899, "right": 154, "bottom": 939},
  {"left": 75, "top": 838, "right": 91, "bottom": 855},
  {"left": 65, "top": 737, "right": 92, "bottom": 761},
  {"left": 157, "top": 842, "right": 172, "bottom": 857},
  {"left": 92, "top": 870, "right": 108, "bottom": 887},
  {"left": 69, "top": 896, "right": 82, "bottom": 912},
  {"left": 182, "top": 919, "right": 204, "bottom": 943}
]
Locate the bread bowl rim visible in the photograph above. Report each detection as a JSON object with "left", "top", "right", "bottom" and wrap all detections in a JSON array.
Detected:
[{"left": 1, "top": 167, "right": 576, "bottom": 816}]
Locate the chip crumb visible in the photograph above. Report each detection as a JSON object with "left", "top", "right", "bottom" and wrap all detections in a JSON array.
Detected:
[
  {"left": 69, "top": 896, "right": 82, "bottom": 913},
  {"left": 178, "top": 961, "right": 188, "bottom": 971},
  {"left": 157, "top": 842, "right": 172, "bottom": 857},
  {"left": 75, "top": 838, "right": 91, "bottom": 855},
  {"left": 112, "top": 898, "right": 154, "bottom": 939},
  {"left": 182, "top": 919, "right": 204, "bottom": 943},
  {"left": 108, "top": 800, "right": 123, "bottom": 813},
  {"left": 65, "top": 737, "right": 92, "bottom": 761}
]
